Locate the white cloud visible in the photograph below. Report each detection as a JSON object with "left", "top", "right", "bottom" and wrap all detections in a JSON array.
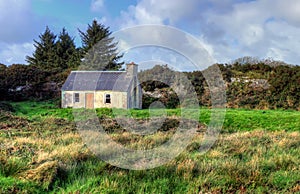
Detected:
[
  {"left": 119, "top": 5, "right": 163, "bottom": 27},
  {"left": 0, "top": 1, "right": 45, "bottom": 64},
  {"left": 274, "top": 0, "right": 300, "bottom": 27},
  {"left": 116, "top": 0, "right": 218, "bottom": 69},
  {"left": 119, "top": 0, "right": 202, "bottom": 27},
  {"left": 0, "top": 42, "right": 34, "bottom": 65},
  {"left": 113, "top": 25, "right": 215, "bottom": 71},
  {"left": 202, "top": 0, "right": 300, "bottom": 64},
  {"left": 116, "top": 0, "right": 300, "bottom": 65},
  {"left": 90, "top": 0, "right": 104, "bottom": 12}
]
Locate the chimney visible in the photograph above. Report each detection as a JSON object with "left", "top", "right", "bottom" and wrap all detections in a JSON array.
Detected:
[{"left": 126, "top": 62, "right": 138, "bottom": 77}]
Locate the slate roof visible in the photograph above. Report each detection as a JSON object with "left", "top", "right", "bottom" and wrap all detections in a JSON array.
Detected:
[{"left": 61, "top": 71, "right": 132, "bottom": 92}]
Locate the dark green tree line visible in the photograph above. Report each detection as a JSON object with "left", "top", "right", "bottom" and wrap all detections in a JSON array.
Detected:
[{"left": 26, "top": 26, "right": 80, "bottom": 71}]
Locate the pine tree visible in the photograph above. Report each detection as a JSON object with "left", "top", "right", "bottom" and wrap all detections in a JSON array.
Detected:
[
  {"left": 26, "top": 26, "right": 57, "bottom": 70},
  {"left": 56, "top": 28, "right": 81, "bottom": 69},
  {"left": 78, "top": 20, "right": 123, "bottom": 70}
]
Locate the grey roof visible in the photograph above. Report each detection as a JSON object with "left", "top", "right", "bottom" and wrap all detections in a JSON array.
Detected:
[{"left": 61, "top": 71, "right": 132, "bottom": 92}]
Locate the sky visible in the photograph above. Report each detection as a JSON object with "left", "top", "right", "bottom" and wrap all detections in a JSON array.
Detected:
[{"left": 1, "top": 0, "right": 300, "bottom": 70}]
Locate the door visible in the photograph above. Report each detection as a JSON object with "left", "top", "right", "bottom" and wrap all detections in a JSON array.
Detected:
[{"left": 85, "top": 93, "right": 94, "bottom": 109}]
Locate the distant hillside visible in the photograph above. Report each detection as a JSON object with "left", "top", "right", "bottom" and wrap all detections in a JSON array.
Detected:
[{"left": 138, "top": 61, "right": 300, "bottom": 110}]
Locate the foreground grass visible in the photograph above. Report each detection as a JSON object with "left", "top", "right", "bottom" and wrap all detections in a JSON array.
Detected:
[{"left": 0, "top": 101, "right": 299, "bottom": 193}]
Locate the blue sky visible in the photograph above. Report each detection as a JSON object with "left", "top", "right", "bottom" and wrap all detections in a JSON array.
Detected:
[{"left": 1, "top": 0, "right": 300, "bottom": 70}]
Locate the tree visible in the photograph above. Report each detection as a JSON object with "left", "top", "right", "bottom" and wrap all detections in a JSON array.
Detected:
[
  {"left": 79, "top": 20, "right": 110, "bottom": 52},
  {"left": 268, "top": 65, "right": 300, "bottom": 109},
  {"left": 0, "top": 64, "right": 8, "bottom": 100},
  {"left": 56, "top": 28, "right": 81, "bottom": 69},
  {"left": 0, "top": 63, "right": 6, "bottom": 69},
  {"left": 78, "top": 20, "right": 123, "bottom": 70},
  {"left": 5, "top": 64, "right": 48, "bottom": 100},
  {"left": 26, "top": 26, "right": 57, "bottom": 70}
]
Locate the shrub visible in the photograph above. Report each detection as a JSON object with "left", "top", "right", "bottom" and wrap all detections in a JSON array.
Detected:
[{"left": 0, "top": 102, "right": 15, "bottom": 112}]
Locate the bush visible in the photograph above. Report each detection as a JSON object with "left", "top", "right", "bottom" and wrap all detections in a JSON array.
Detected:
[
  {"left": 0, "top": 102, "right": 15, "bottom": 112},
  {"left": 142, "top": 94, "right": 159, "bottom": 109}
]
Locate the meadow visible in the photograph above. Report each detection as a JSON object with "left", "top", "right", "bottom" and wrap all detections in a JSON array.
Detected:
[{"left": 0, "top": 101, "right": 299, "bottom": 193}]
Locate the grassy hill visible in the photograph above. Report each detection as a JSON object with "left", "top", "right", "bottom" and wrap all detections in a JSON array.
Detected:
[{"left": 0, "top": 101, "right": 299, "bottom": 193}]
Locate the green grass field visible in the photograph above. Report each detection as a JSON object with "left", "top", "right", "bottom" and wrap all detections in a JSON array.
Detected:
[
  {"left": 11, "top": 100, "right": 300, "bottom": 132},
  {"left": 0, "top": 101, "right": 299, "bottom": 193}
]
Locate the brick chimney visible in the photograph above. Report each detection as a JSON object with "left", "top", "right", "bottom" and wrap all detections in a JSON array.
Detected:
[{"left": 126, "top": 62, "right": 138, "bottom": 77}]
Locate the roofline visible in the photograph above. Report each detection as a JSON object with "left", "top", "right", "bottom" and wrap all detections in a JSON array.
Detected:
[
  {"left": 71, "top": 70, "right": 126, "bottom": 73},
  {"left": 61, "top": 89, "right": 128, "bottom": 92}
]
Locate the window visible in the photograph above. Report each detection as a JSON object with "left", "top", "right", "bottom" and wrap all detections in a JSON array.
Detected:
[
  {"left": 74, "top": 93, "right": 80, "bottom": 103},
  {"left": 105, "top": 94, "right": 111, "bottom": 104}
]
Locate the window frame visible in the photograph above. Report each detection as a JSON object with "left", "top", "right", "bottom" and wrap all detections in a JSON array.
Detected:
[
  {"left": 105, "top": 94, "right": 111, "bottom": 104},
  {"left": 74, "top": 93, "right": 80, "bottom": 103}
]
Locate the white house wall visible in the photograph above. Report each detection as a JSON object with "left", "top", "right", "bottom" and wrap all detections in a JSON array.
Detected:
[
  {"left": 61, "top": 91, "right": 128, "bottom": 109},
  {"left": 95, "top": 91, "right": 128, "bottom": 109}
]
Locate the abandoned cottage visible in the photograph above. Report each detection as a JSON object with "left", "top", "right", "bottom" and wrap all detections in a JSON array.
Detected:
[{"left": 61, "top": 63, "right": 142, "bottom": 109}]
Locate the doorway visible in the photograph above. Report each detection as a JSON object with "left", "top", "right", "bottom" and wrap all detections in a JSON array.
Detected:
[{"left": 85, "top": 93, "right": 94, "bottom": 109}]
